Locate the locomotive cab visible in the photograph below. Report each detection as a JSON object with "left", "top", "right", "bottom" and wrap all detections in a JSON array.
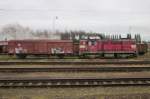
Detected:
[
  {"left": 87, "top": 40, "right": 98, "bottom": 53},
  {"left": 79, "top": 35, "right": 100, "bottom": 58}
]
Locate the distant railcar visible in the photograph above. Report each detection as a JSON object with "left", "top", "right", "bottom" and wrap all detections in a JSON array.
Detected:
[
  {"left": 0, "top": 41, "right": 8, "bottom": 54},
  {"left": 136, "top": 43, "right": 148, "bottom": 55}
]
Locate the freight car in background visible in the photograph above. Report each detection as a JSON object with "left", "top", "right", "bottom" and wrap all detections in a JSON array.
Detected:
[
  {"left": 0, "top": 35, "right": 148, "bottom": 59},
  {"left": 0, "top": 41, "right": 8, "bottom": 54},
  {"left": 136, "top": 43, "right": 148, "bottom": 55}
]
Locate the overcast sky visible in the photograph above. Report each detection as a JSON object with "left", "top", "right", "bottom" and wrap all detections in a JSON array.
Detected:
[{"left": 0, "top": 0, "right": 150, "bottom": 40}]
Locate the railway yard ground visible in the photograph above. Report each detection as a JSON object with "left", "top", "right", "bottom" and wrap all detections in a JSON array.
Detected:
[
  {"left": 0, "top": 51, "right": 150, "bottom": 99},
  {"left": 0, "top": 86, "right": 150, "bottom": 99}
]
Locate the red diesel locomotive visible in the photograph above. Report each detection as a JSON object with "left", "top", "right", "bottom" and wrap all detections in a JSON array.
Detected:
[
  {"left": 79, "top": 39, "right": 137, "bottom": 58},
  {"left": 0, "top": 37, "right": 147, "bottom": 58}
]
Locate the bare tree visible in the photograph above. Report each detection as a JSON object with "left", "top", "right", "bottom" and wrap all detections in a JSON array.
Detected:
[
  {"left": 0, "top": 24, "right": 33, "bottom": 40},
  {"left": 31, "top": 30, "right": 49, "bottom": 39}
]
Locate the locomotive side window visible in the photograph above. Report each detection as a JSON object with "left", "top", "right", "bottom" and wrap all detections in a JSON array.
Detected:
[
  {"left": 93, "top": 41, "right": 97, "bottom": 45},
  {"left": 88, "top": 41, "right": 96, "bottom": 46}
]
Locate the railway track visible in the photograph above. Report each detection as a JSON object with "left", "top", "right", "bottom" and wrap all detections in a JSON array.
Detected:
[
  {"left": 1, "top": 66, "right": 150, "bottom": 72},
  {"left": 0, "top": 77, "right": 150, "bottom": 87},
  {"left": 0, "top": 60, "right": 150, "bottom": 65},
  {"left": 0, "top": 60, "right": 150, "bottom": 87}
]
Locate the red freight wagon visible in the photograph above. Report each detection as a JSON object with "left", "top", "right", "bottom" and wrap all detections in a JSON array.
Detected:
[{"left": 7, "top": 40, "right": 74, "bottom": 58}]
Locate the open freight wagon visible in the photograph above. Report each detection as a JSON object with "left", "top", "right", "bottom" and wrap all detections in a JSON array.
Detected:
[{"left": 7, "top": 40, "right": 79, "bottom": 58}]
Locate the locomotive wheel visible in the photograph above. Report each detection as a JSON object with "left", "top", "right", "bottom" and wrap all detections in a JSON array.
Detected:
[
  {"left": 95, "top": 54, "right": 103, "bottom": 58},
  {"left": 101, "top": 53, "right": 104, "bottom": 58},
  {"left": 114, "top": 53, "right": 118, "bottom": 58},
  {"left": 133, "top": 53, "right": 138, "bottom": 57},
  {"left": 88, "top": 55, "right": 96, "bottom": 59},
  {"left": 79, "top": 54, "right": 88, "bottom": 59}
]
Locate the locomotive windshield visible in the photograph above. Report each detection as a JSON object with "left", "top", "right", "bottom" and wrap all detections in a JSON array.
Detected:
[{"left": 88, "top": 40, "right": 97, "bottom": 46}]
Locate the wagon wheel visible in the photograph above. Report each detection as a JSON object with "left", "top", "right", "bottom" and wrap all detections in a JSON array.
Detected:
[
  {"left": 57, "top": 54, "right": 64, "bottom": 59},
  {"left": 16, "top": 54, "right": 27, "bottom": 59},
  {"left": 79, "top": 54, "right": 88, "bottom": 59}
]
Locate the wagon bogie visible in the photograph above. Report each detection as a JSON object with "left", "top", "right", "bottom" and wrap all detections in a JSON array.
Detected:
[{"left": 16, "top": 54, "right": 27, "bottom": 59}]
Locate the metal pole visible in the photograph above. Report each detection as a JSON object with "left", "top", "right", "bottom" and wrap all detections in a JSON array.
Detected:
[
  {"left": 52, "top": 16, "right": 58, "bottom": 33},
  {"left": 129, "top": 26, "right": 132, "bottom": 34}
]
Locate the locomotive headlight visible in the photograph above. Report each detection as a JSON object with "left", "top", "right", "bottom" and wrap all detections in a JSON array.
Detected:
[
  {"left": 131, "top": 44, "right": 136, "bottom": 49},
  {"left": 80, "top": 45, "right": 85, "bottom": 48}
]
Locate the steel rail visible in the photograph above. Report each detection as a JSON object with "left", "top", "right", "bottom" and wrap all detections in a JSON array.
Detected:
[
  {"left": 0, "top": 60, "right": 150, "bottom": 65},
  {"left": 0, "top": 77, "right": 150, "bottom": 87},
  {"left": 0, "top": 67, "right": 150, "bottom": 72}
]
